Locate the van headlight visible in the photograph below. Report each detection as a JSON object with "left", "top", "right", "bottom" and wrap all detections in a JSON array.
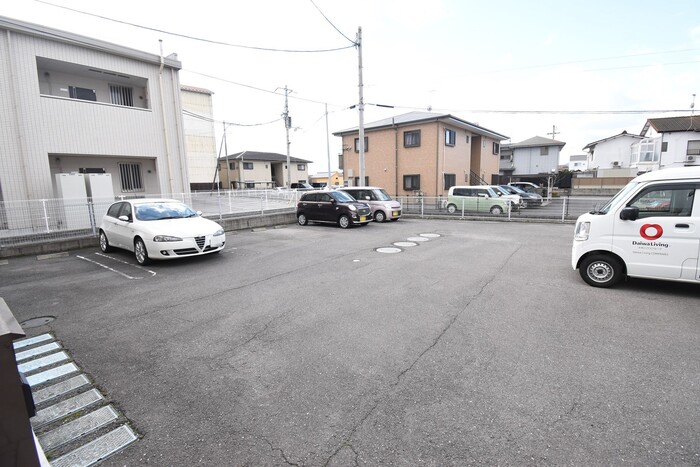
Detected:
[{"left": 574, "top": 221, "right": 590, "bottom": 241}]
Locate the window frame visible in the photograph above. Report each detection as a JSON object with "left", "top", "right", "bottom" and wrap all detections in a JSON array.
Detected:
[
  {"left": 445, "top": 129, "right": 456, "bottom": 147},
  {"left": 404, "top": 130, "right": 421, "bottom": 148},
  {"left": 118, "top": 162, "right": 144, "bottom": 193},
  {"left": 354, "top": 136, "right": 369, "bottom": 153},
  {"left": 403, "top": 174, "right": 420, "bottom": 191},
  {"left": 443, "top": 173, "right": 456, "bottom": 191},
  {"left": 243, "top": 162, "right": 254, "bottom": 170}
]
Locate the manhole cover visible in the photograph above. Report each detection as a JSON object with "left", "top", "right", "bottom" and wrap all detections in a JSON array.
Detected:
[
  {"left": 406, "top": 236, "right": 430, "bottom": 242},
  {"left": 21, "top": 316, "right": 56, "bottom": 328},
  {"left": 393, "top": 241, "right": 418, "bottom": 247},
  {"left": 420, "top": 233, "right": 441, "bottom": 238},
  {"left": 376, "top": 247, "right": 402, "bottom": 254}
]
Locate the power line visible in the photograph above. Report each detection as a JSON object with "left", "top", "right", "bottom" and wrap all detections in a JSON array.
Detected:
[
  {"left": 36, "top": 0, "right": 356, "bottom": 53},
  {"left": 182, "top": 109, "right": 282, "bottom": 127},
  {"left": 309, "top": 0, "right": 356, "bottom": 45}
]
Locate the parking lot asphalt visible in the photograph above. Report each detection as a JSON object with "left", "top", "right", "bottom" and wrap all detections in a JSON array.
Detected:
[{"left": 2, "top": 218, "right": 699, "bottom": 466}]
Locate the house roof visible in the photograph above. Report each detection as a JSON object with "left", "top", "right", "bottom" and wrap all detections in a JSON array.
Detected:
[
  {"left": 505, "top": 136, "right": 566, "bottom": 149},
  {"left": 333, "top": 111, "right": 509, "bottom": 141},
  {"left": 641, "top": 115, "right": 700, "bottom": 135},
  {"left": 0, "top": 15, "right": 181, "bottom": 69},
  {"left": 218, "top": 151, "right": 312, "bottom": 163},
  {"left": 582, "top": 130, "right": 644, "bottom": 150},
  {"left": 181, "top": 85, "right": 213, "bottom": 95}
]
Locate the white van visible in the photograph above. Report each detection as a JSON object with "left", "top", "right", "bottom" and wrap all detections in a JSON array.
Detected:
[{"left": 572, "top": 166, "right": 700, "bottom": 287}]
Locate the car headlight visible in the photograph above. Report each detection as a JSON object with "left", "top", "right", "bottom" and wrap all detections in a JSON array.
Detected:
[
  {"left": 153, "top": 235, "right": 183, "bottom": 242},
  {"left": 574, "top": 221, "right": 590, "bottom": 241},
  {"left": 348, "top": 205, "right": 357, "bottom": 211},
  {"left": 213, "top": 228, "right": 225, "bottom": 236}
]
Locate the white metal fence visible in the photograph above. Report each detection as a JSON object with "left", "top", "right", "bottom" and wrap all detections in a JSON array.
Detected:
[{"left": 0, "top": 190, "right": 612, "bottom": 248}]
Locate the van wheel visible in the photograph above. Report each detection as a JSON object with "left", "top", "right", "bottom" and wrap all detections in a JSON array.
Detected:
[
  {"left": 579, "top": 254, "right": 624, "bottom": 288},
  {"left": 338, "top": 214, "right": 350, "bottom": 229},
  {"left": 490, "top": 206, "right": 503, "bottom": 215},
  {"left": 374, "top": 211, "right": 386, "bottom": 222},
  {"left": 447, "top": 204, "right": 457, "bottom": 214}
]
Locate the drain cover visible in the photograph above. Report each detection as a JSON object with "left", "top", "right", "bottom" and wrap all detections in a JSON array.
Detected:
[
  {"left": 376, "top": 247, "right": 402, "bottom": 254},
  {"left": 420, "top": 233, "right": 441, "bottom": 238},
  {"left": 406, "top": 236, "right": 430, "bottom": 242},
  {"left": 21, "top": 316, "right": 56, "bottom": 328},
  {"left": 393, "top": 241, "right": 418, "bottom": 247}
]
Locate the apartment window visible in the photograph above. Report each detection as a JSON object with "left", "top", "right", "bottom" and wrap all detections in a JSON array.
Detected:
[
  {"left": 354, "top": 137, "right": 369, "bottom": 152},
  {"left": 297, "top": 164, "right": 306, "bottom": 171},
  {"left": 466, "top": 135, "right": 470, "bottom": 144},
  {"left": 445, "top": 129, "right": 456, "bottom": 147},
  {"left": 493, "top": 142, "right": 500, "bottom": 154},
  {"left": 243, "top": 162, "right": 254, "bottom": 170},
  {"left": 687, "top": 140, "right": 700, "bottom": 156},
  {"left": 119, "top": 163, "right": 144, "bottom": 192},
  {"left": 69, "top": 86, "right": 96, "bottom": 102},
  {"left": 109, "top": 84, "right": 134, "bottom": 107},
  {"left": 404, "top": 130, "right": 421, "bottom": 148},
  {"left": 353, "top": 177, "right": 369, "bottom": 186},
  {"left": 444, "top": 173, "right": 456, "bottom": 190},
  {"left": 540, "top": 146, "right": 549, "bottom": 155},
  {"left": 403, "top": 174, "right": 420, "bottom": 191},
  {"left": 229, "top": 162, "right": 236, "bottom": 170},
  {"left": 635, "top": 139, "right": 658, "bottom": 162}
]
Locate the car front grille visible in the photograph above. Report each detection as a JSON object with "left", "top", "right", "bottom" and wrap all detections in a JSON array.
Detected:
[{"left": 195, "top": 236, "right": 206, "bottom": 249}]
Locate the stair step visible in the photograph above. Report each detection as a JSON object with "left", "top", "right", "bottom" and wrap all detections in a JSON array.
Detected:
[
  {"left": 31, "top": 389, "right": 103, "bottom": 429},
  {"left": 49, "top": 425, "right": 138, "bottom": 467},
  {"left": 38, "top": 405, "right": 119, "bottom": 451}
]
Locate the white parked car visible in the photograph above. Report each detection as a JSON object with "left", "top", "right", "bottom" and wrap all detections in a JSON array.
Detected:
[{"left": 98, "top": 198, "right": 226, "bottom": 265}]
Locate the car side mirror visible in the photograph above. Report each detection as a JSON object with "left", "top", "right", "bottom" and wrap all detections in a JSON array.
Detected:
[
  {"left": 196, "top": 211, "right": 202, "bottom": 216},
  {"left": 364, "top": 196, "right": 370, "bottom": 200},
  {"left": 118, "top": 215, "right": 130, "bottom": 222},
  {"left": 620, "top": 206, "right": 639, "bottom": 221}
]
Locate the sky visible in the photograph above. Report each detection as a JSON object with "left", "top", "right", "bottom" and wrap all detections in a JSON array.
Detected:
[{"left": 3, "top": 0, "right": 700, "bottom": 174}]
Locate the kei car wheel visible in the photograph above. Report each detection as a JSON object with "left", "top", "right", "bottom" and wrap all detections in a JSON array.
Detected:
[
  {"left": 298, "top": 213, "right": 308, "bottom": 226},
  {"left": 134, "top": 238, "right": 151, "bottom": 265},
  {"left": 579, "top": 254, "right": 624, "bottom": 288},
  {"left": 374, "top": 210, "right": 386, "bottom": 222},
  {"left": 338, "top": 214, "right": 350, "bottom": 229},
  {"left": 99, "top": 230, "right": 113, "bottom": 253},
  {"left": 490, "top": 205, "right": 503, "bottom": 215},
  {"left": 447, "top": 204, "right": 457, "bottom": 214}
]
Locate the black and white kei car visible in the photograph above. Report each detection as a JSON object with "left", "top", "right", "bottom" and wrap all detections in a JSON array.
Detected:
[{"left": 98, "top": 198, "right": 226, "bottom": 265}]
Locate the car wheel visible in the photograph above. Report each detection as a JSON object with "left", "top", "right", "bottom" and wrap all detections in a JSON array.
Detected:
[
  {"left": 447, "top": 204, "right": 457, "bottom": 214},
  {"left": 579, "top": 254, "right": 624, "bottom": 288},
  {"left": 374, "top": 210, "right": 386, "bottom": 222},
  {"left": 298, "top": 213, "right": 308, "bottom": 226},
  {"left": 99, "top": 230, "right": 113, "bottom": 253},
  {"left": 134, "top": 238, "right": 151, "bottom": 265},
  {"left": 490, "top": 205, "right": 503, "bottom": 215},
  {"left": 338, "top": 214, "right": 350, "bottom": 229}
]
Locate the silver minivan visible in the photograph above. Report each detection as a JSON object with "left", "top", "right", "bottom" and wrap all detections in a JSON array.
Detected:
[{"left": 339, "top": 186, "right": 402, "bottom": 222}]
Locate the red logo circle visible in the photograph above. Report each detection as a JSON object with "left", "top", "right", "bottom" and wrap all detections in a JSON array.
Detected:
[{"left": 640, "top": 224, "right": 663, "bottom": 240}]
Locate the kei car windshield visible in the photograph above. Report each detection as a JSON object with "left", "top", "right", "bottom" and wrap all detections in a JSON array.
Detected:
[
  {"left": 331, "top": 191, "right": 356, "bottom": 203},
  {"left": 372, "top": 189, "right": 392, "bottom": 201},
  {"left": 135, "top": 202, "right": 197, "bottom": 221},
  {"left": 598, "top": 182, "right": 640, "bottom": 214}
]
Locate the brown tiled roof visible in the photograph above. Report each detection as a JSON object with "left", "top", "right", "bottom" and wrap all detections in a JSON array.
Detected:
[{"left": 642, "top": 116, "right": 700, "bottom": 134}]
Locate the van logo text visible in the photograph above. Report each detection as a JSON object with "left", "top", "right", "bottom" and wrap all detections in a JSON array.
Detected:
[{"left": 640, "top": 223, "right": 663, "bottom": 241}]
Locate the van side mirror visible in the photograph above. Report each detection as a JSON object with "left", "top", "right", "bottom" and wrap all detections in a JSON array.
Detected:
[{"left": 620, "top": 206, "right": 639, "bottom": 221}]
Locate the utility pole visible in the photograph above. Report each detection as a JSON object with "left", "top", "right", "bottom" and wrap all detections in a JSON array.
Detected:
[
  {"left": 224, "top": 122, "right": 230, "bottom": 190},
  {"left": 357, "top": 27, "right": 365, "bottom": 187},
  {"left": 282, "top": 85, "right": 292, "bottom": 188},
  {"left": 325, "top": 103, "right": 331, "bottom": 190},
  {"left": 547, "top": 125, "right": 559, "bottom": 139}
]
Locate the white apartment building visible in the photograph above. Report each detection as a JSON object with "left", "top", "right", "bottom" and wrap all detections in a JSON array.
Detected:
[
  {"left": 181, "top": 85, "right": 217, "bottom": 191},
  {"left": 0, "top": 15, "right": 189, "bottom": 209}
]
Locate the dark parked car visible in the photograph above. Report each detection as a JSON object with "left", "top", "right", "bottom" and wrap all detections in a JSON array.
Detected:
[
  {"left": 499, "top": 184, "right": 543, "bottom": 207},
  {"left": 296, "top": 191, "right": 372, "bottom": 228},
  {"left": 291, "top": 182, "right": 314, "bottom": 190}
]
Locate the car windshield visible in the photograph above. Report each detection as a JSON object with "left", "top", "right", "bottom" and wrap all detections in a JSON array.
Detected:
[
  {"left": 493, "top": 186, "right": 510, "bottom": 196},
  {"left": 596, "top": 182, "right": 640, "bottom": 214},
  {"left": 502, "top": 185, "right": 523, "bottom": 194},
  {"left": 135, "top": 202, "right": 197, "bottom": 221},
  {"left": 371, "top": 189, "right": 392, "bottom": 201},
  {"left": 331, "top": 191, "right": 356, "bottom": 203}
]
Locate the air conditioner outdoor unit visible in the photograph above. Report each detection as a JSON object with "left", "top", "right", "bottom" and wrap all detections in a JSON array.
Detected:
[
  {"left": 686, "top": 155, "right": 696, "bottom": 163},
  {"left": 612, "top": 161, "right": 620, "bottom": 166}
]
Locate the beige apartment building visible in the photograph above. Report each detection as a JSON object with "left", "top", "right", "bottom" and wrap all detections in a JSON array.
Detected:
[{"left": 333, "top": 112, "right": 509, "bottom": 197}]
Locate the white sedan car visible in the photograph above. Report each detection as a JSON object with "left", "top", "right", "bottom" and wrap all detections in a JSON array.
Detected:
[{"left": 98, "top": 198, "right": 226, "bottom": 264}]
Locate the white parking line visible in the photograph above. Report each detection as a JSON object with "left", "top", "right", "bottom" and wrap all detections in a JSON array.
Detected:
[{"left": 76, "top": 254, "right": 156, "bottom": 280}]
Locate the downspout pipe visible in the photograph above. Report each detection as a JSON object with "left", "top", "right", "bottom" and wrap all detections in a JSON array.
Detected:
[{"left": 159, "top": 40, "right": 175, "bottom": 194}]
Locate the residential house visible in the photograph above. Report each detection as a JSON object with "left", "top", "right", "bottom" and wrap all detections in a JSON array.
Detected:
[
  {"left": 500, "top": 136, "right": 565, "bottom": 179},
  {"left": 0, "top": 15, "right": 189, "bottom": 210},
  {"left": 582, "top": 131, "right": 645, "bottom": 177},
  {"left": 309, "top": 171, "right": 344, "bottom": 187},
  {"left": 217, "top": 151, "right": 312, "bottom": 189},
  {"left": 333, "top": 112, "right": 508, "bottom": 197},
  {"left": 568, "top": 155, "right": 588, "bottom": 171},
  {"left": 181, "top": 85, "right": 217, "bottom": 191},
  {"left": 638, "top": 115, "right": 700, "bottom": 170}
]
